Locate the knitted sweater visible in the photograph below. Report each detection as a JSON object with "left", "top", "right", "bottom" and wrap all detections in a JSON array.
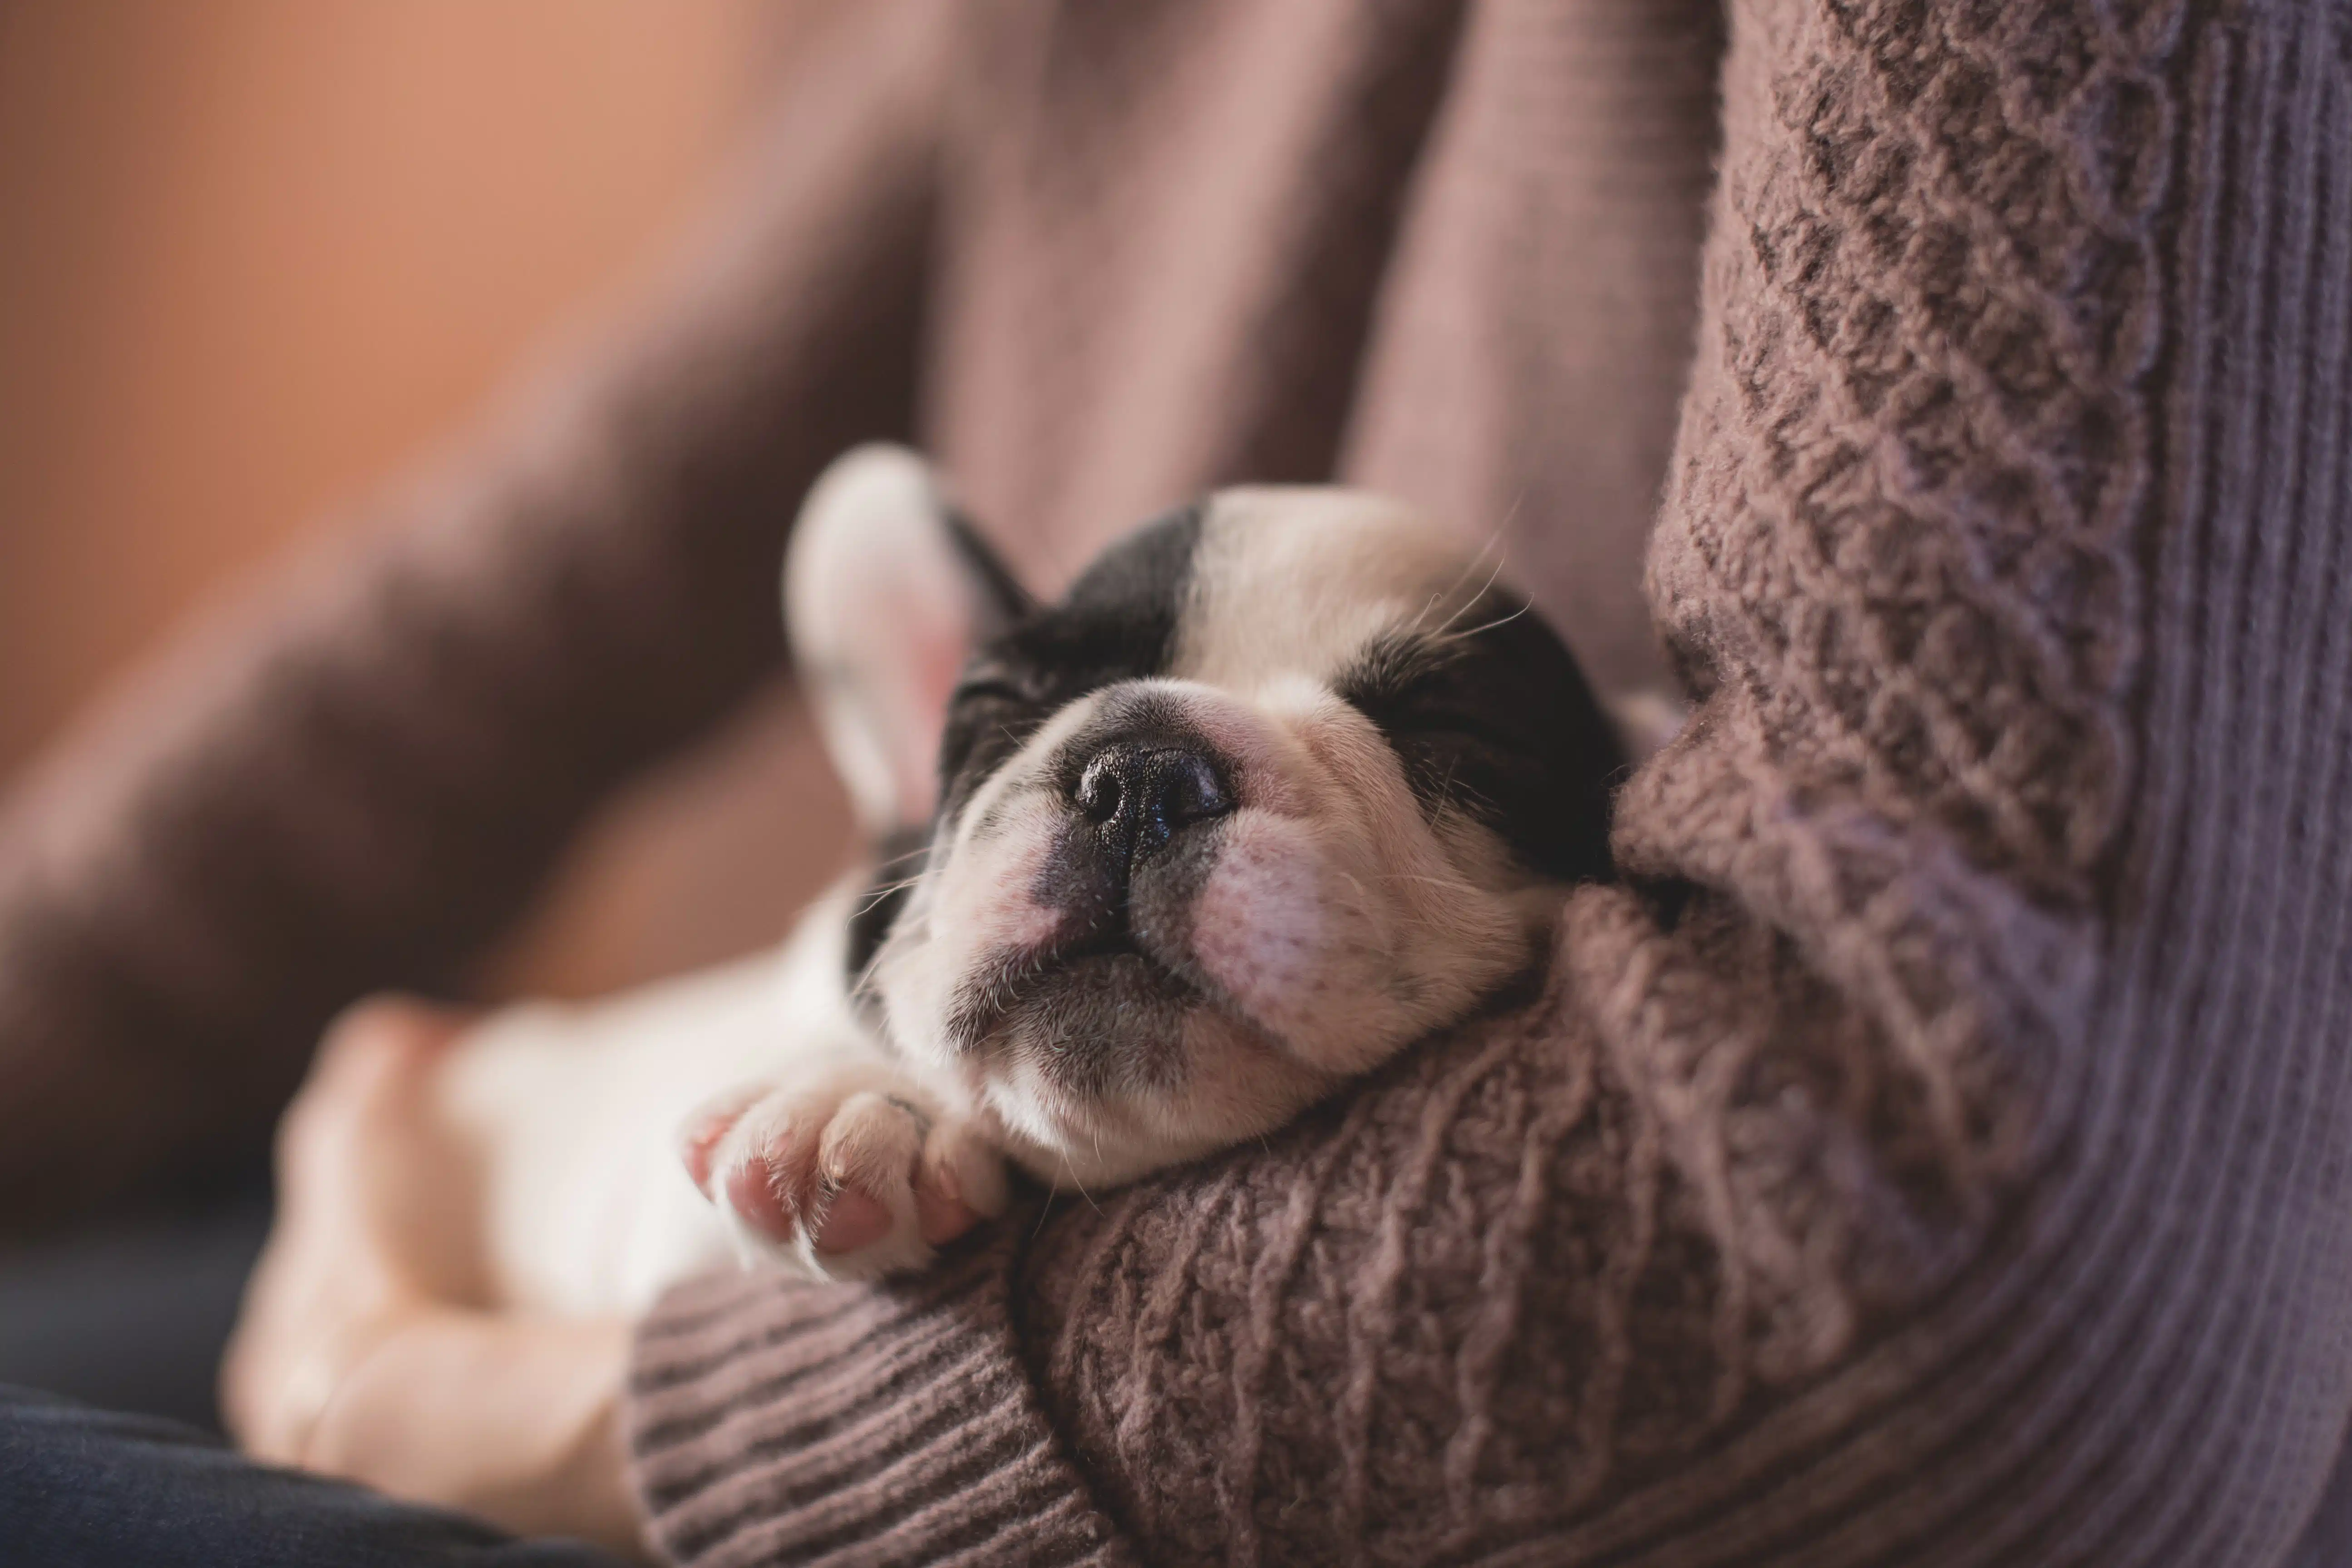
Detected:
[{"left": 3, "top": 2, "right": 2349, "bottom": 1563}]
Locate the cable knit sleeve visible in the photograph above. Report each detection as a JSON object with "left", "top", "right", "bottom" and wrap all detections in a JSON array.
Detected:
[
  {"left": 630, "top": 1, "right": 2352, "bottom": 1563},
  {"left": 0, "top": 8, "right": 951, "bottom": 1231}
]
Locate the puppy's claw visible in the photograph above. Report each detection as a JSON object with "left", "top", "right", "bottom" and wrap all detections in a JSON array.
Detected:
[
  {"left": 678, "top": 1078, "right": 1005, "bottom": 1282},
  {"left": 676, "top": 1083, "right": 767, "bottom": 1198}
]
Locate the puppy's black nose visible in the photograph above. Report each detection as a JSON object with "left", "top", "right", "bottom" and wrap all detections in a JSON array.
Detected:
[{"left": 1072, "top": 744, "right": 1233, "bottom": 858}]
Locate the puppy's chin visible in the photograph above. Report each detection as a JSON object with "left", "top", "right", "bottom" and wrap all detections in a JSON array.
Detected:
[
  {"left": 956, "top": 943, "right": 1195, "bottom": 1095},
  {"left": 978, "top": 997, "right": 1342, "bottom": 1189},
  {"left": 939, "top": 937, "right": 1300, "bottom": 1186}
]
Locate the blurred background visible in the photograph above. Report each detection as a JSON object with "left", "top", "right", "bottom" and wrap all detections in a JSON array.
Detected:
[
  {"left": 0, "top": 0, "right": 856, "bottom": 1005},
  {"left": 0, "top": 1, "right": 857, "bottom": 1428}
]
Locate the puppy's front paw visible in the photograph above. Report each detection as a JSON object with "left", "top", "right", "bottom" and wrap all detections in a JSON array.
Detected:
[{"left": 676, "top": 1077, "right": 1008, "bottom": 1282}]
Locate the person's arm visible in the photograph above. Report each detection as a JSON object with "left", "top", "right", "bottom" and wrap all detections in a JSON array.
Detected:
[
  {"left": 220, "top": 1000, "right": 650, "bottom": 1558},
  {"left": 625, "top": 3, "right": 2352, "bottom": 1563},
  {"left": 0, "top": 4, "right": 954, "bottom": 1234},
  {"left": 219, "top": 997, "right": 996, "bottom": 1559}
]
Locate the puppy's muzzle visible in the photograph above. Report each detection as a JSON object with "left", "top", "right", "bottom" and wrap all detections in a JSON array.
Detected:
[{"left": 940, "top": 697, "right": 1250, "bottom": 1070}]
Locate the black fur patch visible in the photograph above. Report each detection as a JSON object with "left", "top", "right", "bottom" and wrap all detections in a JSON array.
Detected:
[
  {"left": 1338, "top": 588, "right": 1626, "bottom": 884},
  {"left": 932, "top": 503, "right": 1204, "bottom": 823},
  {"left": 942, "top": 505, "right": 1035, "bottom": 627}
]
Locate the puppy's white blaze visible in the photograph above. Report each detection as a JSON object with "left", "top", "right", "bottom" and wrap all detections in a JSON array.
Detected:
[{"left": 1178, "top": 488, "right": 1494, "bottom": 690}]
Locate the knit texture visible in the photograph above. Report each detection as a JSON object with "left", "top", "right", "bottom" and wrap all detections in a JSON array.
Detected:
[
  {"left": 636, "top": 2, "right": 2352, "bottom": 1563},
  {"left": 631, "top": 1239, "right": 1133, "bottom": 1568},
  {"left": 7, "top": 0, "right": 2352, "bottom": 1563}
]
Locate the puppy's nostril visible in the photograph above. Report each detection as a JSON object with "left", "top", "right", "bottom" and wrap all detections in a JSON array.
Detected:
[
  {"left": 1151, "top": 750, "right": 1231, "bottom": 831},
  {"left": 1075, "top": 752, "right": 1126, "bottom": 825}
]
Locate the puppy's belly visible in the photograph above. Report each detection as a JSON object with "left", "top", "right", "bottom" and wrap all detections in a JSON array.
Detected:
[{"left": 434, "top": 891, "right": 870, "bottom": 1316}]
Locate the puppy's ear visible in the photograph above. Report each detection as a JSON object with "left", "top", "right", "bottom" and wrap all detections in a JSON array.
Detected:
[{"left": 785, "top": 445, "right": 1031, "bottom": 835}]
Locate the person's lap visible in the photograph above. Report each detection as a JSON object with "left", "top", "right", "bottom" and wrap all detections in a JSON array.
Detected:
[
  {"left": 0, "top": 1180, "right": 270, "bottom": 1434},
  {"left": 0, "top": 1385, "right": 631, "bottom": 1567},
  {"left": 0, "top": 1186, "right": 630, "bottom": 1566}
]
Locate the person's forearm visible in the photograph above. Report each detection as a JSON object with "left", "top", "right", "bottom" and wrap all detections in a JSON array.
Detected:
[
  {"left": 313, "top": 1310, "right": 645, "bottom": 1560},
  {"left": 222, "top": 1004, "right": 651, "bottom": 1556}
]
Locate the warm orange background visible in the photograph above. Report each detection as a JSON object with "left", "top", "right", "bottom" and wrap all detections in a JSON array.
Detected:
[{"left": 0, "top": 2, "right": 854, "bottom": 999}]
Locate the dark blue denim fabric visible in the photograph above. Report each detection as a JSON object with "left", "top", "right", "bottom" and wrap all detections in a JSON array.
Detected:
[
  {"left": 0, "top": 1186, "right": 271, "bottom": 1435},
  {"left": 0, "top": 1386, "right": 634, "bottom": 1568}
]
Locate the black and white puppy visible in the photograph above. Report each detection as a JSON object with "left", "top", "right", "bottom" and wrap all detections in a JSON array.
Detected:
[{"left": 432, "top": 446, "right": 1623, "bottom": 1313}]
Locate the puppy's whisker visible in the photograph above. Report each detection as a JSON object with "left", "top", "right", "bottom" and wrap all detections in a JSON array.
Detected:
[
  {"left": 1425, "top": 557, "right": 1514, "bottom": 643},
  {"left": 1405, "top": 536, "right": 1501, "bottom": 636},
  {"left": 1404, "top": 528, "right": 1511, "bottom": 640},
  {"left": 1056, "top": 1149, "right": 1102, "bottom": 1216},
  {"left": 852, "top": 875, "right": 926, "bottom": 914},
  {"left": 1375, "top": 871, "right": 1475, "bottom": 892},
  {"left": 1332, "top": 868, "right": 1374, "bottom": 914},
  {"left": 1432, "top": 599, "right": 1531, "bottom": 646},
  {"left": 1435, "top": 526, "right": 1509, "bottom": 613}
]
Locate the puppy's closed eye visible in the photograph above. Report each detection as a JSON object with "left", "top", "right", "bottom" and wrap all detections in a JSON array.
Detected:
[
  {"left": 938, "top": 668, "right": 1053, "bottom": 797},
  {"left": 948, "top": 665, "right": 1046, "bottom": 710},
  {"left": 1340, "top": 608, "right": 1619, "bottom": 885},
  {"left": 1354, "top": 671, "right": 1535, "bottom": 843}
]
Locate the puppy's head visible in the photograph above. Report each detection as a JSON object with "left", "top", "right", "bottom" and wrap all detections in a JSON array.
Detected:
[{"left": 789, "top": 446, "right": 1623, "bottom": 1187}]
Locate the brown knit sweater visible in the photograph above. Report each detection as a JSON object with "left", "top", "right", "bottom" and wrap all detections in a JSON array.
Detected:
[{"left": 3, "top": 2, "right": 2349, "bottom": 1563}]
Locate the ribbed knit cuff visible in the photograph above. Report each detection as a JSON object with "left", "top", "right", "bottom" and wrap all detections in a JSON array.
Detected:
[{"left": 625, "top": 1222, "right": 1132, "bottom": 1568}]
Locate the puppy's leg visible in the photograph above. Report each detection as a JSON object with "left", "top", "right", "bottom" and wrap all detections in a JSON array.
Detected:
[{"left": 678, "top": 1072, "right": 1009, "bottom": 1282}]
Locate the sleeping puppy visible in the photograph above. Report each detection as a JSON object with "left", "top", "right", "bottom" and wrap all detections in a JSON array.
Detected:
[{"left": 431, "top": 445, "right": 1624, "bottom": 1314}]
